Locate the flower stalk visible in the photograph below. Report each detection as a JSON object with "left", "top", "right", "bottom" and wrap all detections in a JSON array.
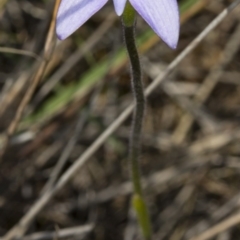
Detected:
[{"left": 122, "top": 3, "right": 152, "bottom": 239}]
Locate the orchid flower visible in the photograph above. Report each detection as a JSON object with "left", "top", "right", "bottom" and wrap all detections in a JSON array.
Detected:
[{"left": 56, "top": 0, "right": 180, "bottom": 49}]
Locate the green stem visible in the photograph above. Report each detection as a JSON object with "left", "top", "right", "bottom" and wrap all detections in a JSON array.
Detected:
[{"left": 122, "top": 3, "right": 152, "bottom": 240}]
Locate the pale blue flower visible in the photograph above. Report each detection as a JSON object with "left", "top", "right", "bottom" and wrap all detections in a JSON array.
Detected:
[{"left": 56, "top": 0, "right": 179, "bottom": 48}]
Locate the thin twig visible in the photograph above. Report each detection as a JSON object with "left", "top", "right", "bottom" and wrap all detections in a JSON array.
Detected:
[
  {"left": 0, "top": 0, "right": 60, "bottom": 160},
  {"left": 41, "top": 110, "right": 88, "bottom": 193},
  {"left": 32, "top": 12, "right": 117, "bottom": 107},
  {"left": 0, "top": 224, "right": 93, "bottom": 240},
  {"left": 189, "top": 211, "right": 240, "bottom": 240},
  {"left": 0, "top": 47, "right": 41, "bottom": 60},
  {"left": 173, "top": 17, "right": 240, "bottom": 144}
]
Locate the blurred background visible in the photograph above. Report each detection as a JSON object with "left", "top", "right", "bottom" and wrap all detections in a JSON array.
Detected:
[{"left": 1, "top": 0, "right": 240, "bottom": 239}]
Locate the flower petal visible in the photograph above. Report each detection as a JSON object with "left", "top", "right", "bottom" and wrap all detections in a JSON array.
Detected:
[
  {"left": 56, "top": 0, "right": 108, "bottom": 40},
  {"left": 113, "top": 0, "right": 127, "bottom": 16},
  {"left": 129, "top": 0, "right": 179, "bottom": 48}
]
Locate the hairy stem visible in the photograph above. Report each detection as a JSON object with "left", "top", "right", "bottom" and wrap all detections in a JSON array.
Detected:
[
  {"left": 123, "top": 23, "right": 144, "bottom": 196},
  {"left": 122, "top": 3, "right": 152, "bottom": 239}
]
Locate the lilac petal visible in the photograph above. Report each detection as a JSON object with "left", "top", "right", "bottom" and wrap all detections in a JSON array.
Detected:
[
  {"left": 113, "top": 0, "right": 127, "bottom": 16},
  {"left": 56, "top": 0, "right": 108, "bottom": 40},
  {"left": 129, "top": 0, "right": 179, "bottom": 49}
]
